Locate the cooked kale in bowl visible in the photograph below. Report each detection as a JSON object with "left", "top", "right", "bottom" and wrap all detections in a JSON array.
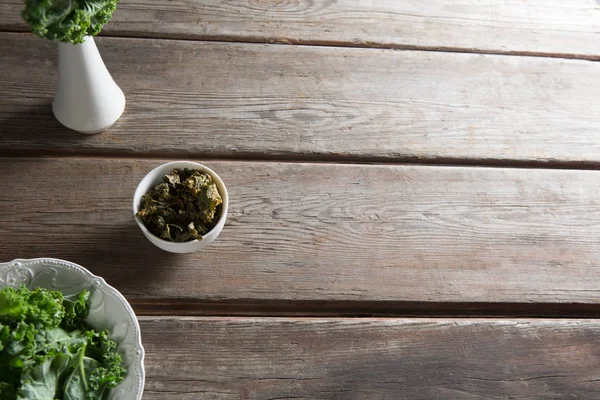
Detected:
[
  {"left": 133, "top": 161, "right": 228, "bottom": 253},
  {"left": 136, "top": 168, "right": 223, "bottom": 242}
]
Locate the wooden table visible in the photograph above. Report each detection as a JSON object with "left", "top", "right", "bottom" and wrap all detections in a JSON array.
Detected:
[{"left": 2, "top": 1, "right": 600, "bottom": 398}]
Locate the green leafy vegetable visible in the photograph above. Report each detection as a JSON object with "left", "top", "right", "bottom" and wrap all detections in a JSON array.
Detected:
[
  {"left": 136, "top": 168, "right": 223, "bottom": 242},
  {"left": 21, "top": 0, "right": 119, "bottom": 44},
  {"left": 0, "top": 286, "right": 64, "bottom": 329},
  {"left": 0, "top": 285, "right": 126, "bottom": 400},
  {"left": 62, "top": 291, "right": 90, "bottom": 330},
  {"left": 17, "top": 357, "right": 64, "bottom": 400}
]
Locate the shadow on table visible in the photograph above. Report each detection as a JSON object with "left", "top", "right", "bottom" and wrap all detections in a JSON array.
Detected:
[
  {"left": 59, "top": 224, "right": 179, "bottom": 294},
  {"left": 0, "top": 105, "right": 90, "bottom": 147},
  {"left": 1, "top": 106, "right": 170, "bottom": 295}
]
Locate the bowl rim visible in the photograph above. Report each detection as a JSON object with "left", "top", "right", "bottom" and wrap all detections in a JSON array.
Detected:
[
  {"left": 132, "top": 161, "right": 229, "bottom": 247},
  {"left": 0, "top": 257, "right": 145, "bottom": 400}
]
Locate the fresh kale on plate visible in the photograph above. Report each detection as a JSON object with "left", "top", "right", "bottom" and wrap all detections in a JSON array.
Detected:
[{"left": 0, "top": 285, "right": 126, "bottom": 400}]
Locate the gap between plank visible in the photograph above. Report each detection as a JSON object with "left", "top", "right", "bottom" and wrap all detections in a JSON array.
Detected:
[
  {"left": 2, "top": 29, "right": 599, "bottom": 62},
  {"left": 136, "top": 316, "right": 600, "bottom": 323},
  {"left": 129, "top": 299, "right": 600, "bottom": 319},
  {"left": 2, "top": 149, "right": 600, "bottom": 172}
]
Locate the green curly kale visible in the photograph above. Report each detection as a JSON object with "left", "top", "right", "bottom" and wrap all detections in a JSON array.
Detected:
[
  {"left": 0, "top": 285, "right": 64, "bottom": 329},
  {"left": 136, "top": 168, "right": 223, "bottom": 242},
  {"left": 0, "top": 286, "right": 126, "bottom": 400},
  {"left": 21, "top": 0, "right": 119, "bottom": 44}
]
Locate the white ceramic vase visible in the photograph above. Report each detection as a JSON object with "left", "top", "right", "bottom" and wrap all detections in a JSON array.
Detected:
[{"left": 53, "top": 36, "right": 125, "bottom": 134}]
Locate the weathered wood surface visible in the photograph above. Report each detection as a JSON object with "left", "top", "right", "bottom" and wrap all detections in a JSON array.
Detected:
[
  {"left": 2, "top": 0, "right": 599, "bottom": 59},
  {"left": 141, "top": 317, "right": 600, "bottom": 399},
  {"left": 1, "top": 157, "right": 600, "bottom": 310},
  {"left": 2, "top": 34, "right": 600, "bottom": 165}
]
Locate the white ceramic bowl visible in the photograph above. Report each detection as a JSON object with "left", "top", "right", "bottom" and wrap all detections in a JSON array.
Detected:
[
  {"left": 133, "top": 161, "right": 228, "bottom": 253},
  {"left": 0, "top": 258, "right": 145, "bottom": 400}
]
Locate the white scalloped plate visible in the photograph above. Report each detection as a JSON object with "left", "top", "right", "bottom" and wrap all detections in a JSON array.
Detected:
[{"left": 0, "top": 258, "right": 145, "bottom": 400}]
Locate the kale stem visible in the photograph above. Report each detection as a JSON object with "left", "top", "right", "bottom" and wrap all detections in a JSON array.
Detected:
[{"left": 79, "top": 342, "right": 88, "bottom": 391}]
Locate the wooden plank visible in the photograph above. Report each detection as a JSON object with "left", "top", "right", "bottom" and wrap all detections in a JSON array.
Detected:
[
  {"left": 1, "top": 1, "right": 599, "bottom": 59},
  {"left": 140, "top": 317, "right": 600, "bottom": 399},
  {"left": 1, "top": 157, "right": 600, "bottom": 311},
  {"left": 2, "top": 34, "right": 600, "bottom": 165}
]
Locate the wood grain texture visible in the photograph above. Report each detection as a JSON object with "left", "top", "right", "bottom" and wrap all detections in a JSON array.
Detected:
[
  {"left": 2, "top": 0, "right": 599, "bottom": 59},
  {"left": 1, "top": 157, "right": 600, "bottom": 309},
  {"left": 140, "top": 317, "right": 600, "bottom": 399},
  {"left": 2, "top": 34, "right": 600, "bottom": 165}
]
